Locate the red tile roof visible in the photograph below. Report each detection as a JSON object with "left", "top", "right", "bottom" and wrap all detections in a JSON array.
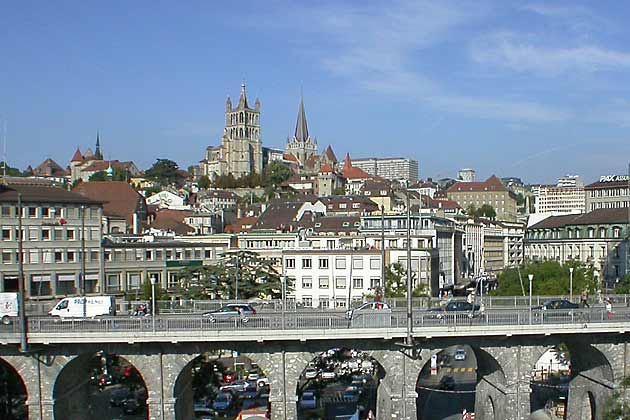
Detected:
[
  {"left": 149, "top": 209, "right": 194, "bottom": 234},
  {"left": 447, "top": 175, "right": 508, "bottom": 193},
  {"left": 225, "top": 216, "right": 258, "bottom": 234},
  {"left": 283, "top": 153, "right": 299, "bottom": 163},
  {"left": 73, "top": 181, "right": 143, "bottom": 223},
  {"left": 0, "top": 184, "right": 100, "bottom": 205},
  {"left": 320, "top": 163, "right": 334, "bottom": 173},
  {"left": 342, "top": 154, "right": 371, "bottom": 180},
  {"left": 71, "top": 148, "right": 84, "bottom": 163}
]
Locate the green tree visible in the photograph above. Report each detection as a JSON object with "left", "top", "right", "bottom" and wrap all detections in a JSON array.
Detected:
[
  {"left": 139, "top": 278, "right": 168, "bottom": 301},
  {"left": 603, "top": 376, "right": 630, "bottom": 419},
  {"left": 145, "top": 159, "right": 181, "bottom": 186},
  {"left": 263, "top": 161, "right": 292, "bottom": 187},
  {"left": 477, "top": 204, "right": 496, "bottom": 218},
  {"left": 197, "top": 175, "right": 211, "bottom": 189},
  {"left": 614, "top": 274, "right": 630, "bottom": 294},
  {"left": 332, "top": 187, "right": 346, "bottom": 196},
  {"left": 493, "top": 260, "right": 598, "bottom": 296},
  {"left": 176, "top": 250, "right": 282, "bottom": 299},
  {"left": 0, "top": 161, "right": 24, "bottom": 177},
  {"left": 382, "top": 262, "right": 428, "bottom": 298},
  {"left": 88, "top": 167, "right": 129, "bottom": 182}
]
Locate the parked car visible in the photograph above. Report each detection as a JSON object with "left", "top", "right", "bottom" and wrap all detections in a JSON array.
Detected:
[
  {"left": 203, "top": 304, "right": 257, "bottom": 323},
  {"left": 299, "top": 390, "right": 318, "bottom": 410},
  {"left": 454, "top": 348, "right": 466, "bottom": 361},
  {"left": 212, "top": 392, "right": 234, "bottom": 412},
  {"left": 342, "top": 386, "right": 361, "bottom": 402},
  {"left": 304, "top": 368, "right": 318, "bottom": 380},
  {"left": 345, "top": 302, "right": 391, "bottom": 320}
]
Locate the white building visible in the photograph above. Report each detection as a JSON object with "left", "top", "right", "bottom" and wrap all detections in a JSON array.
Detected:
[
  {"left": 284, "top": 248, "right": 383, "bottom": 309},
  {"left": 534, "top": 176, "right": 585, "bottom": 215},
  {"left": 458, "top": 169, "right": 476, "bottom": 182},
  {"left": 348, "top": 157, "right": 419, "bottom": 183},
  {"left": 146, "top": 190, "right": 190, "bottom": 210}
]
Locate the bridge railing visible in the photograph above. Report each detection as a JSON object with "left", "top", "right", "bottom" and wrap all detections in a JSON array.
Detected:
[{"left": 7, "top": 307, "right": 629, "bottom": 337}]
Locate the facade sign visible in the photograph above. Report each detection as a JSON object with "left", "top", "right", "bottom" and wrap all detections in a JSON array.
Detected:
[{"left": 599, "top": 175, "right": 630, "bottom": 183}]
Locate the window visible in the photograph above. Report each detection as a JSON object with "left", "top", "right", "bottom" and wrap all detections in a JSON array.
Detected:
[
  {"left": 30, "top": 274, "right": 51, "bottom": 296},
  {"left": 285, "top": 258, "right": 295, "bottom": 269},
  {"left": 156, "top": 250, "right": 163, "bottom": 261},
  {"left": 28, "top": 207, "right": 37, "bottom": 218},
  {"left": 335, "top": 298, "right": 346, "bottom": 308},
  {"left": 57, "top": 274, "right": 76, "bottom": 295},
  {"left": 42, "top": 250, "right": 52, "bottom": 263},
  {"left": 588, "top": 229, "right": 594, "bottom": 239},
  {"left": 613, "top": 227, "right": 621, "bottom": 238},
  {"left": 339, "top": 203, "right": 347, "bottom": 209},
  {"left": 145, "top": 250, "right": 153, "bottom": 261},
  {"left": 2, "top": 252, "right": 11, "bottom": 264},
  {"left": 302, "top": 258, "right": 312, "bottom": 269},
  {"left": 370, "top": 258, "right": 381, "bottom": 270},
  {"left": 168, "top": 272, "right": 180, "bottom": 289},
  {"left": 302, "top": 296, "right": 312, "bottom": 307},
  {"left": 352, "top": 257, "right": 363, "bottom": 269},
  {"left": 53, "top": 228, "right": 63, "bottom": 240},
  {"left": 335, "top": 277, "right": 346, "bottom": 289},
  {"left": 66, "top": 251, "right": 76, "bottom": 263},
  {"left": 352, "top": 278, "right": 363, "bottom": 289},
  {"left": 54, "top": 251, "right": 63, "bottom": 263},
  {"left": 28, "top": 228, "right": 38, "bottom": 240},
  {"left": 135, "top": 250, "right": 143, "bottom": 261},
  {"left": 335, "top": 257, "right": 346, "bottom": 269},
  {"left": 370, "top": 278, "right": 381, "bottom": 289},
  {"left": 319, "top": 258, "right": 329, "bottom": 269},
  {"left": 302, "top": 276, "right": 312, "bottom": 289},
  {"left": 320, "top": 298, "right": 329, "bottom": 309},
  {"left": 29, "top": 250, "right": 39, "bottom": 264},
  {"left": 184, "top": 249, "right": 192, "bottom": 259},
  {"left": 204, "top": 250, "right": 212, "bottom": 259},
  {"left": 318, "top": 276, "right": 329, "bottom": 289},
  {"left": 90, "top": 251, "right": 99, "bottom": 262},
  {"left": 127, "top": 273, "right": 142, "bottom": 290},
  {"left": 166, "top": 250, "right": 173, "bottom": 260},
  {"left": 1, "top": 206, "right": 11, "bottom": 217},
  {"left": 107, "top": 274, "right": 121, "bottom": 292},
  {"left": 2, "top": 228, "right": 11, "bottom": 240},
  {"left": 66, "top": 229, "right": 75, "bottom": 240}
]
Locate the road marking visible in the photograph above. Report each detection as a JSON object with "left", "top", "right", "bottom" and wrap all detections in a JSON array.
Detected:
[{"left": 443, "top": 367, "right": 476, "bottom": 373}]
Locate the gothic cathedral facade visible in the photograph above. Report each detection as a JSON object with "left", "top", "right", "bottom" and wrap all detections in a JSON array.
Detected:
[{"left": 202, "top": 83, "right": 263, "bottom": 179}]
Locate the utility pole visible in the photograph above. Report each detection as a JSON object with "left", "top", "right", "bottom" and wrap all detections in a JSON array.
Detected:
[
  {"left": 81, "top": 205, "right": 86, "bottom": 318},
  {"left": 235, "top": 253, "right": 240, "bottom": 302},
  {"left": 17, "top": 194, "right": 27, "bottom": 352},
  {"left": 381, "top": 205, "right": 386, "bottom": 301},
  {"left": 406, "top": 191, "right": 413, "bottom": 346}
]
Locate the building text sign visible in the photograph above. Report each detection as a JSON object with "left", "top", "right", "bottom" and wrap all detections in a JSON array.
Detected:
[{"left": 599, "top": 175, "right": 630, "bottom": 183}]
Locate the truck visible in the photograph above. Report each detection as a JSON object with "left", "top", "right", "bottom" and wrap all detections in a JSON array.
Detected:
[
  {"left": 49, "top": 296, "right": 116, "bottom": 319},
  {"left": 0, "top": 292, "right": 19, "bottom": 324}
]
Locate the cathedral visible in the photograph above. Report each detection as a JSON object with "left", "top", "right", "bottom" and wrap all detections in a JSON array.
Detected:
[
  {"left": 201, "top": 83, "right": 263, "bottom": 179},
  {"left": 284, "top": 97, "right": 338, "bottom": 174}
]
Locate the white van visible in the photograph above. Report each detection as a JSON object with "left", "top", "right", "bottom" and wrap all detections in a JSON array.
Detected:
[
  {"left": 0, "top": 293, "right": 19, "bottom": 324},
  {"left": 49, "top": 296, "right": 116, "bottom": 319}
]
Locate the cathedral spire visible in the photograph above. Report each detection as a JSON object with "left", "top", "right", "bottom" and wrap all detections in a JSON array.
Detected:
[
  {"left": 95, "top": 131, "right": 103, "bottom": 160},
  {"left": 294, "top": 96, "right": 309, "bottom": 142},
  {"left": 238, "top": 81, "right": 249, "bottom": 109}
]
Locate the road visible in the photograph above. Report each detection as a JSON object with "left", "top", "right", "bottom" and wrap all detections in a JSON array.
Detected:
[
  {"left": 417, "top": 346, "right": 477, "bottom": 420},
  {"left": 87, "top": 384, "right": 146, "bottom": 420}
]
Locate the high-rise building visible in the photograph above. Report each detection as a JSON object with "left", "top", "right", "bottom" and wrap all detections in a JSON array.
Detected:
[
  {"left": 458, "top": 168, "right": 476, "bottom": 182},
  {"left": 348, "top": 157, "right": 418, "bottom": 183},
  {"left": 534, "top": 176, "right": 585, "bottom": 215},
  {"left": 201, "top": 83, "right": 263, "bottom": 179}
]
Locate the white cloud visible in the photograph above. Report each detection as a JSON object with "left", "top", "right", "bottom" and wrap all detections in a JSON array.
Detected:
[{"left": 472, "top": 32, "right": 630, "bottom": 75}]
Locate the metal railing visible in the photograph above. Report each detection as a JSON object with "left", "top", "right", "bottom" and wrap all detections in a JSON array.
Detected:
[{"left": 3, "top": 307, "right": 626, "bottom": 337}]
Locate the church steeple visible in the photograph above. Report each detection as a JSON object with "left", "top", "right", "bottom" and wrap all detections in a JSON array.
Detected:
[
  {"left": 94, "top": 131, "right": 103, "bottom": 160},
  {"left": 237, "top": 81, "right": 249, "bottom": 109},
  {"left": 294, "top": 97, "right": 310, "bottom": 143}
]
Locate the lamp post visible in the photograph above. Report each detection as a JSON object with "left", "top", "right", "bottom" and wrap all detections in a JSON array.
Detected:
[
  {"left": 569, "top": 267, "right": 574, "bottom": 303},
  {"left": 528, "top": 274, "right": 534, "bottom": 324},
  {"left": 150, "top": 275, "right": 157, "bottom": 333},
  {"left": 281, "top": 275, "right": 286, "bottom": 329}
]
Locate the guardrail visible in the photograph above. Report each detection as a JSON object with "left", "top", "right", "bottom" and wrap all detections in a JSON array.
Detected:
[{"left": 2, "top": 308, "right": 627, "bottom": 337}]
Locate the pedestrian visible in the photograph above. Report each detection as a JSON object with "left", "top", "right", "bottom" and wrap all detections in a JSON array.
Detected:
[
  {"left": 467, "top": 293, "right": 474, "bottom": 305},
  {"left": 606, "top": 298, "right": 613, "bottom": 321},
  {"left": 367, "top": 409, "right": 375, "bottom": 420}
]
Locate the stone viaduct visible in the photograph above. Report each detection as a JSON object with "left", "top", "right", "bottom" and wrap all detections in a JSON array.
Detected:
[{"left": 0, "top": 327, "right": 628, "bottom": 420}]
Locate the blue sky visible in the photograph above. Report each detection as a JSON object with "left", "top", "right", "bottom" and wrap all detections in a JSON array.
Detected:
[{"left": 2, "top": 0, "right": 630, "bottom": 184}]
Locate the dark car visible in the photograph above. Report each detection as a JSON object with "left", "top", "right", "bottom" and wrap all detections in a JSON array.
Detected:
[
  {"left": 203, "top": 304, "right": 256, "bottom": 323},
  {"left": 122, "top": 398, "right": 144, "bottom": 415},
  {"left": 426, "top": 301, "right": 480, "bottom": 318},
  {"left": 534, "top": 299, "right": 580, "bottom": 310},
  {"left": 109, "top": 387, "right": 132, "bottom": 407}
]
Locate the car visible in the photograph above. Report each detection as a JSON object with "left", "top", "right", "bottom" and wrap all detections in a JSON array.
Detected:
[
  {"left": 534, "top": 299, "right": 580, "bottom": 310},
  {"left": 220, "top": 380, "right": 255, "bottom": 393},
  {"left": 320, "top": 371, "right": 336, "bottom": 380},
  {"left": 122, "top": 398, "right": 144, "bottom": 415},
  {"left": 454, "top": 348, "right": 466, "bottom": 361},
  {"left": 256, "top": 377, "right": 269, "bottom": 388},
  {"left": 304, "top": 368, "right": 318, "bottom": 379},
  {"left": 426, "top": 301, "right": 480, "bottom": 318},
  {"left": 212, "top": 392, "right": 234, "bottom": 412},
  {"left": 342, "top": 386, "right": 361, "bottom": 402},
  {"left": 109, "top": 387, "right": 132, "bottom": 407},
  {"left": 438, "top": 375, "right": 455, "bottom": 390},
  {"left": 203, "top": 304, "right": 257, "bottom": 323},
  {"left": 299, "top": 390, "right": 318, "bottom": 410},
  {"left": 345, "top": 302, "right": 392, "bottom": 320},
  {"left": 247, "top": 371, "right": 259, "bottom": 381},
  {"left": 237, "top": 408, "right": 269, "bottom": 420}
]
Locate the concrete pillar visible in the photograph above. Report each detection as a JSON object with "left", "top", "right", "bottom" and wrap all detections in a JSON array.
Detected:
[
  {"left": 123, "top": 353, "right": 165, "bottom": 420},
  {"left": 160, "top": 352, "right": 196, "bottom": 420}
]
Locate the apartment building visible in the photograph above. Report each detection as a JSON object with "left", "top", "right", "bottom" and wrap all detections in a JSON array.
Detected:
[
  {"left": 585, "top": 175, "right": 630, "bottom": 212},
  {"left": 534, "top": 176, "right": 585, "bottom": 214},
  {"left": 0, "top": 183, "right": 103, "bottom": 297},
  {"left": 349, "top": 157, "right": 419, "bottom": 183},
  {"left": 446, "top": 175, "right": 518, "bottom": 221}
]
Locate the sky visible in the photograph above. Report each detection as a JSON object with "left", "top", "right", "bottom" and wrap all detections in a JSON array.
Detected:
[{"left": 2, "top": 0, "right": 630, "bottom": 184}]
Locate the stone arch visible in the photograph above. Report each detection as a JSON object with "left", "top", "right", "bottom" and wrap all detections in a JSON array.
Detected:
[
  {"left": 172, "top": 347, "right": 267, "bottom": 420},
  {"left": 473, "top": 347, "right": 508, "bottom": 420},
  {"left": 53, "top": 352, "right": 149, "bottom": 420},
  {"left": 0, "top": 356, "right": 28, "bottom": 419}
]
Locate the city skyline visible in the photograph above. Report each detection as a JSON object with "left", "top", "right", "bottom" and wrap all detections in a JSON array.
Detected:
[{"left": 2, "top": 1, "right": 630, "bottom": 184}]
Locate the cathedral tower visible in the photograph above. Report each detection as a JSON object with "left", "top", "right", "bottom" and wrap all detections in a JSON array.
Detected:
[{"left": 286, "top": 96, "right": 318, "bottom": 168}]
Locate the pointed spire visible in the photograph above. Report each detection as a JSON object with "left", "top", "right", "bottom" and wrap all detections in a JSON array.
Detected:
[
  {"left": 255, "top": 97, "right": 261, "bottom": 111},
  {"left": 294, "top": 96, "right": 309, "bottom": 142},
  {"left": 343, "top": 153, "right": 352, "bottom": 172},
  {"left": 238, "top": 81, "right": 249, "bottom": 109},
  {"left": 226, "top": 96, "right": 233, "bottom": 112},
  {"left": 71, "top": 147, "right": 84, "bottom": 163},
  {"left": 95, "top": 131, "right": 103, "bottom": 160}
]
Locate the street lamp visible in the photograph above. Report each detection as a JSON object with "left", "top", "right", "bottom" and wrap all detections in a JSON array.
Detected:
[
  {"left": 528, "top": 274, "right": 534, "bottom": 324},
  {"left": 150, "top": 275, "right": 157, "bottom": 333},
  {"left": 569, "top": 267, "right": 574, "bottom": 303}
]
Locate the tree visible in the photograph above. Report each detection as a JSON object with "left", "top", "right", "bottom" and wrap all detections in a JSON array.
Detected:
[
  {"left": 603, "top": 376, "right": 630, "bottom": 419},
  {"left": 88, "top": 167, "right": 129, "bottom": 182},
  {"left": 332, "top": 187, "right": 346, "bottom": 196},
  {"left": 381, "top": 262, "right": 428, "bottom": 298},
  {"left": 0, "top": 162, "right": 24, "bottom": 177},
  {"left": 197, "top": 175, "right": 211, "bottom": 190},
  {"left": 176, "top": 250, "right": 282, "bottom": 300},
  {"left": 139, "top": 278, "right": 168, "bottom": 302},
  {"left": 614, "top": 275, "right": 630, "bottom": 294},
  {"left": 145, "top": 159, "right": 181, "bottom": 186},
  {"left": 466, "top": 204, "right": 496, "bottom": 219},
  {"left": 493, "top": 260, "right": 598, "bottom": 296},
  {"left": 263, "top": 161, "right": 292, "bottom": 187}
]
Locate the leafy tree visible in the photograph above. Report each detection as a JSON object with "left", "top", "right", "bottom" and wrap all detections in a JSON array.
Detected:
[
  {"left": 140, "top": 278, "right": 168, "bottom": 301},
  {"left": 145, "top": 159, "right": 181, "bottom": 186},
  {"left": 603, "top": 376, "right": 630, "bottom": 419},
  {"left": 71, "top": 179, "right": 83, "bottom": 189},
  {"left": 614, "top": 275, "right": 630, "bottom": 294},
  {"left": 382, "top": 262, "right": 428, "bottom": 298},
  {"left": 197, "top": 175, "right": 211, "bottom": 189},
  {"left": 176, "top": 250, "right": 282, "bottom": 300},
  {"left": 88, "top": 167, "right": 129, "bottom": 182},
  {"left": 262, "top": 161, "right": 292, "bottom": 187},
  {"left": 332, "top": 187, "right": 346, "bottom": 196},
  {"left": 466, "top": 204, "right": 496, "bottom": 219},
  {"left": 0, "top": 161, "right": 24, "bottom": 177},
  {"left": 493, "top": 260, "right": 598, "bottom": 296}
]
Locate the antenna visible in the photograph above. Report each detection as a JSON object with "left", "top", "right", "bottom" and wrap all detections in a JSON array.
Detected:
[{"left": 2, "top": 116, "right": 6, "bottom": 179}]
